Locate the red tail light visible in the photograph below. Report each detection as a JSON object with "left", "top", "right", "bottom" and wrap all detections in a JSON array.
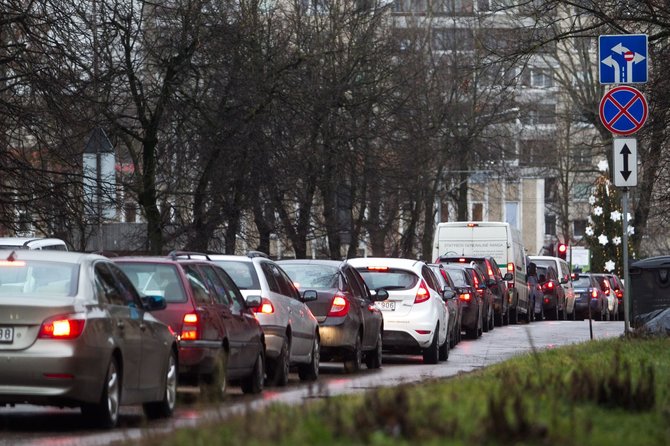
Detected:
[
  {"left": 458, "top": 258, "right": 467, "bottom": 262},
  {"left": 507, "top": 262, "right": 515, "bottom": 288},
  {"left": 252, "top": 298, "right": 275, "bottom": 314},
  {"left": 414, "top": 280, "right": 430, "bottom": 304},
  {"left": 459, "top": 293, "right": 471, "bottom": 302},
  {"left": 328, "top": 294, "right": 350, "bottom": 317},
  {"left": 542, "top": 281, "right": 554, "bottom": 293},
  {"left": 591, "top": 289, "right": 598, "bottom": 299},
  {"left": 544, "top": 297, "right": 550, "bottom": 304},
  {"left": 616, "top": 290, "right": 623, "bottom": 299},
  {"left": 39, "top": 315, "right": 86, "bottom": 339},
  {"left": 181, "top": 312, "right": 200, "bottom": 341}
]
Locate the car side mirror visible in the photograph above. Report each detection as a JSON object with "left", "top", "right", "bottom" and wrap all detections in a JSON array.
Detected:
[
  {"left": 245, "top": 295, "right": 262, "bottom": 308},
  {"left": 442, "top": 288, "right": 456, "bottom": 300},
  {"left": 141, "top": 295, "right": 167, "bottom": 312},
  {"left": 372, "top": 288, "right": 389, "bottom": 302},
  {"left": 503, "top": 272, "right": 513, "bottom": 281},
  {"left": 302, "top": 289, "right": 318, "bottom": 302}
]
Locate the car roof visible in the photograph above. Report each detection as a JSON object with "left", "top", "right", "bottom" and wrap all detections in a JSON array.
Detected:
[
  {"left": 347, "top": 257, "right": 424, "bottom": 270},
  {"left": 0, "top": 249, "right": 104, "bottom": 263},
  {"left": 0, "top": 237, "right": 67, "bottom": 248},
  {"left": 277, "top": 259, "right": 346, "bottom": 267}
]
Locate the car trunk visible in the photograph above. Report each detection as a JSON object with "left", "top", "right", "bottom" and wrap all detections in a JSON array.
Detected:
[
  {"left": 356, "top": 268, "right": 419, "bottom": 317},
  {"left": 303, "top": 288, "right": 340, "bottom": 323}
]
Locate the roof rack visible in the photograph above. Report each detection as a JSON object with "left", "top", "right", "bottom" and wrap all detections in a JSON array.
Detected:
[
  {"left": 246, "top": 250, "right": 269, "bottom": 259},
  {"left": 167, "top": 250, "right": 211, "bottom": 261}
]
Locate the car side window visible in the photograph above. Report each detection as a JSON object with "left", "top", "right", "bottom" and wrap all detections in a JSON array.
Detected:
[
  {"left": 199, "top": 264, "right": 232, "bottom": 306},
  {"left": 214, "top": 268, "right": 247, "bottom": 312},
  {"left": 182, "top": 264, "right": 212, "bottom": 305},
  {"left": 422, "top": 265, "right": 439, "bottom": 291},
  {"left": 260, "top": 262, "right": 281, "bottom": 293},
  {"left": 344, "top": 267, "right": 365, "bottom": 299},
  {"left": 268, "top": 263, "right": 297, "bottom": 298},
  {"left": 277, "top": 268, "right": 301, "bottom": 300},
  {"left": 95, "top": 262, "right": 138, "bottom": 307}
]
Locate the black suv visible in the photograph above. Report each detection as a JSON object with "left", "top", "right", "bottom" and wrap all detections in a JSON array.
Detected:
[{"left": 436, "top": 256, "right": 512, "bottom": 326}]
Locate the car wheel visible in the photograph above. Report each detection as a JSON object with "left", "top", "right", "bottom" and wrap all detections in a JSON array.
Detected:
[
  {"left": 343, "top": 334, "right": 362, "bottom": 373},
  {"left": 241, "top": 352, "right": 264, "bottom": 394},
  {"left": 422, "top": 325, "right": 440, "bottom": 364},
  {"left": 82, "top": 357, "right": 120, "bottom": 429},
  {"left": 268, "top": 337, "right": 290, "bottom": 387},
  {"left": 439, "top": 330, "right": 449, "bottom": 362},
  {"left": 509, "top": 305, "right": 518, "bottom": 325},
  {"left": 482, "top": 305, "right": 490, "bottom": 333},
  {"left": 298, "top": 335, "right": 320, "bottom": 380},
  {"left": 477, "top": 309, "right": 483, "bottom": 337},
  {"left": 488, "top": 308, "right": 495, "bottom": 331},
  {"left": 144, "top": 349, "right": 177, "bottom": 420},
  {"left": 365, "top": 331, "right": 383, "bottom": 370},
  {"left": 200, "top": 349, "right": 227, "bottom": 401}
]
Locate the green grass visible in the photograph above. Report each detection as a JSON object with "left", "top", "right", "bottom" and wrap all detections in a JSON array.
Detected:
[{"left": 140, "top": 338, "right": 670, "bottom": 446}]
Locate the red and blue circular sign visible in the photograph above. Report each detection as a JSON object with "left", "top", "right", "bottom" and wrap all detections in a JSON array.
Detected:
[{"left": 599, "top": 85, "right": 648, "bottom": 135}]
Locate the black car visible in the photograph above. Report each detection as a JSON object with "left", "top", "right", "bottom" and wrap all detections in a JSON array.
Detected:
[
  {"left": 278, "top": 259, "right": 388, "bottom": 372},
  {"left": 437, "top": 256, "right": 512, "bottom": 326},
  {"left": 536, "top": 265, "right": 567, "bottom": 320},
  {"left": 571, "top": 273, "right": 608, "bottom": 320},
  {"left": 428, "top": 263, "right": 462, "bottom": 347},
  {"left": 443, "top": 264, "right": 483, "bottom": 339}
]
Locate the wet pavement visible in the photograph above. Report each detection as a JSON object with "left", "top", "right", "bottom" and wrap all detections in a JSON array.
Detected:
[{"left": 0, "top": 320, "right": 624, "bottom": 446}]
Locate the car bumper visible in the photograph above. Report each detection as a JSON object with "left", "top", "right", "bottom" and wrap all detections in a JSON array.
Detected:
[
  {"left": 541, "top": 294, "right": 559, "bottom": 310},
  {"left": 0, "top": 340, "right": 108, "bottom": 406},
  {"left": 460, "top": 304, "right": 478, "bottom": 330},
  {"left": 178, "top": 339, "right": 222, "bottom": 376},
  {"left": 259, "top": 325, "right": 286, "bottom": 360},
  {"left": 318, "top": 317, "right": 358, "bottom": 351}
]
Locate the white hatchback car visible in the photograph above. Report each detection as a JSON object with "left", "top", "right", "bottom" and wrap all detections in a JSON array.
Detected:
[
  {"left": 209, "top": 252, "right": 320, "bottom": 386},
  {"left": 347, "top": 257, "right": 449, "bottom": 364}
]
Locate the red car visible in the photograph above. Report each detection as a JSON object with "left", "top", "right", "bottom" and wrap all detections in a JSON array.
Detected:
[{"left": 114, "top": 252, "right": 266, "bottom": 399}]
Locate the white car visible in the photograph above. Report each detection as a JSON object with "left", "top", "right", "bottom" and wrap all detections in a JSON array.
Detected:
[
  {"left": 209, "top": 252, "right": 320, "bottom": 386},
  {"left": 347, "top": 257, "right": 449, "bottom": 364}
]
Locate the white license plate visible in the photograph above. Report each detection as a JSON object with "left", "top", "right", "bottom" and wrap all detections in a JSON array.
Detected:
[
  {"left": 379, "top": 301, "right": 396, "bottom": 311},
  {"left": 0, "top": 327, "right": 13, "bottom": 343}
]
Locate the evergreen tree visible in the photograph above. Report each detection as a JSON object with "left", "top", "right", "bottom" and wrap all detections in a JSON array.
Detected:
[{"left": 583, "top": 175, "right": 635, "bottom": 276}]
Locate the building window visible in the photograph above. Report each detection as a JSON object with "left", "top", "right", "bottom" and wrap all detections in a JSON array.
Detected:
[
  {"left": 573, "top": 219, "right": 587, "bottom": 237},
  {"left": 573, "top": 183, "right": 592, "bottom": 201},
  {"left": 433, "top": 0, "right": 474, "bottom": 14},
  {"left": 531, "top": 68, "right": 554, "bottom": 88},
  {"left": 545, "top": 177, "right": 558, "bottom": 203},
  {"left": 432, "top": 28, "right": 474, "bottom": 51},
  {"left": 545, "top": 214, "right": 556, "bottom": 236},
  {"left": 471, "top": 203, "right": 483, "bottom": 221},
  {"left": 571, "top": 144, "right": 591, "bottom": 164},
  {"left": 505, "top": 202, "right": 519, "bottom": 229}
]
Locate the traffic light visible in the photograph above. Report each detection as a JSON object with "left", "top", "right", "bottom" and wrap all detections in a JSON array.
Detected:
[{"left": 557, "top": 243, "right": 568, "bottom": 260}]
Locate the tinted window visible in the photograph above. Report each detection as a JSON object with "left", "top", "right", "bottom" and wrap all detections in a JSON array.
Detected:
[
  {"left": 214, "top": 268, "right": 247, "bottom": 312},
  {"left": 573, "top": 276, "right": 592, "bottom": 287},
  {"left": 183, "top": 264, "right": 212, "bottom": 305},
  {"left": 116, "top": 263, "right": 186, "bottom": 303},
  {"left": 260, "top": 262, "right": 281, "bottom": 293},
  {"left": 281, "top": 264, "right": 340, "bottom": 289},
  {"left": 445, "top": 268, "right": 468, "bottom": 287},
  {"left": 357, "top": 268, "right": 418, "bottom": 291},
  {"left": 344, "top": 267, "right": 365, "bottom": 299},
  {"left": 269, "top": 263, "right": 299, "bottom": 298},
  {"left": 0, "top": 260, "right": 78, "bottom": 297},
  {"left": 200, "top": 265, "right": 233, "bottom": 306},
  {"left": 213, "top": 260, "right": 260, "bottom": 290},
  {"left": 96, "top": 262, "right": 136, "bottom": 306}
]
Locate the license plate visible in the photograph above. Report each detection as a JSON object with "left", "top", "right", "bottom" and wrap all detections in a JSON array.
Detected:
[
  {"left": 378, "top": 301, "right": 396, "bottom": 311},
  {"left": 0, "top": 327, "right": 14, "bottom": 343}
]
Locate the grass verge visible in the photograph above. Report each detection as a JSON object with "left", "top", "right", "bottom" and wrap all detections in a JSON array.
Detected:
[{"left": 139, "top": 337, "right": 670, "bottom": 445}]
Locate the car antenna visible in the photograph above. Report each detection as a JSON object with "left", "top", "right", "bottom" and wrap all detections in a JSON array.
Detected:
[{"left": 6, "top": 250, "right": 17, "bottom": 261}]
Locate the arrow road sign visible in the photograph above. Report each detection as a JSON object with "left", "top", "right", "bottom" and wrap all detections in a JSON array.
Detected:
[
  {"left": 599, "top": 86, "right": 648, "bottom": 135},
  {"left": 613, "top": 138, "right": 637, "bottom": 187},
  {"left": 599, "top": 34, "right": 648, "bottom": 84}
]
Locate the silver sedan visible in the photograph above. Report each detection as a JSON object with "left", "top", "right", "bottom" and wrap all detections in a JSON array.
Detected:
[{"left": 0, "top": 250, "right": 178, "bottom": 428}]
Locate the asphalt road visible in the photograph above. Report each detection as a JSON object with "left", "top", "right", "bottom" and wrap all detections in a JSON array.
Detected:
[{"left": 0, "top": 320, "right": 624, "bottom": 446}]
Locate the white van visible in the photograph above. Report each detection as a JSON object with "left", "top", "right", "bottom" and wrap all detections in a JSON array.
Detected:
[
  {"left": 432, "top": 222, "right": 531, "bottom": 322},
  {"left": 0, "top": 237, "right": 68, "bottom": 251}
]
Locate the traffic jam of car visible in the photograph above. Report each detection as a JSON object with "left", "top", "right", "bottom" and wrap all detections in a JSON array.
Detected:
[{"left": 0, "top": 227, "right": 624, "bottom": 428}]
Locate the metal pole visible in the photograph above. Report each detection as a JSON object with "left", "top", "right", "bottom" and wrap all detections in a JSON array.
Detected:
[{"left": 622, "top": 187, "right": 630, "bottom": 335}]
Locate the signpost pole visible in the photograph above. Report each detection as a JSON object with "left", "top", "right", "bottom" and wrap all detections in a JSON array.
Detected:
[{"left": 622, "top": 188, "right": 631, "bottom": 334}]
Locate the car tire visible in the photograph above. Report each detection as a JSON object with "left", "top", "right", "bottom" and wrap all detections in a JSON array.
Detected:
[
  {"left": 241, "top": 352, "right": 264, "bottom": 394},
  {"left": 343, "top": 334, "right": 362, "bottom": 373},
  {"left": 365, "top": 331, "right": 383, "bottom": 370},
  {"left": 82, "top": 357, "right": 120, "bottom": 429},
  {"left": 268, "top": 337, "right": 290, "bottom": 387},
  {"left": 509, "top": 305, "right": 518, "bottom": 325},
  {"left": 200, "top": 349, "right": 227, "bottom": 401},
  {"left": 482, "top": 305, "right": 490, "bottom": 333},
  {"left": 423, "top": 325, "right": 440, "bottom": 364},
  {"left": 144, "top": 349, "right": 178, "bottom": 420},
  {"left": 298, "top": 336, "right": 320, "bottom": 380},
  {"left": 477, "top": 310, "right": 483, "bottom": 337},
  {"left": 439, "top": 331, "right": 449, "bottom": 362}
]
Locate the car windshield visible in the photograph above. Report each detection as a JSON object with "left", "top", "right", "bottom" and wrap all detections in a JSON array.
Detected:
[
  {"left": 213, "top": 260, "right": 260, "bottom": 290},
  {"left": 116, "top": 263, "right": 186, "bottom": 302},
  {"left": 0, "top": 260, "right": 78, "bottom": 297},
  {"left": 573, "top": 276, "right": 592, "bottom": 288},
  {"left": 356, "top": 268, "right": 418, "bottom": 290},
  {"left": 281, "top": 264, "right": 339, "bottom": 289},
  {"left": 445, "top": 269, "right": 468, "bottom": 287}
]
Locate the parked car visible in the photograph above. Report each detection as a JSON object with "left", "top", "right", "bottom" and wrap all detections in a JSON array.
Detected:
[
  {"left": 278, "top": 259, "right": 387, "bottom": 372},
  {"left": 606, "top": 273, "right": 625, "bottom": 320},
  {"left": 114, "top": 252, "right": 266, "bottom": 399},
  {"left": 572, "top": 273, "right": 608, "bottom": 320},
  {"left": 0, "top": 250, "right": 177, "bottom": 428},
  {"left": 0, "top": 237, "right": 68, "bottom": 251},
  {"left": 428, "top": 263, "right": 462, "bottom": 347},
  {"left": 210, "top": 252, "right": 321, "bottom": 384},
  {"left": 592, "top": 273, "right": 618, "bottom": 321},
  {"left": 348, "top": 258, "right": 449, "bottom": 364},
  {"left": 536, "top": 265, "right": 567, "bottom": 320},
  {"left": 443, "top": 264, "right": 483, "bottom": 339},
  {"left": 529, "top": 255, "right": 575, "bottom": 319},
  {"left": 436, "top": 256, "right": 511, "bottom": 326}
]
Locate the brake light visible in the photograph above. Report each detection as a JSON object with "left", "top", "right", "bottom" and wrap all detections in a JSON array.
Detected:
[
  {"left": 367, "top": 266, "right": 389, "bottom": 271},
  {"left": 252, "top": 297, "right": 275, "bottom": 315},
  {"left": 181, "top": 312, "right": 200, "bottom": 341},
  {"left": 543, "top": 281, "right": 554, "bottom": 292},
  {"left": 507, "top": 262, "right": 515, "bottom": 288},
  {"left": 544, "top": 297, "right": 550, "bottom": 304},
  {"left": 0, "top": 260, "right": 26, "bottom": 267},
  {"left": 293, "top": 282, "right": 301, "bottom": 289},
  {"left": 604, "top": 288, "right": 610, "bottom": 295},
  {"left": 328, "top": 294, "right": 350, "bottom": 317},
  {"left": 459, "top": 293, "right": 471, "bottom": 302},
  {"left": 458, "top": 258, "right": 466, "bottom": 262},
  {"left": 591, "top": 289, "right": 598, "bottom": 299},
  {"left": 38, "top": 315, "right": 86, "bottom": 339},
  {"left": 414, "top": 280, "right": 430, "bottom": 304},
  {"left": 467, "top": 223, "right": 478, "bottom": 227},
  {"left": 616, "top": 290, "right": 623, "bottom": 299}
]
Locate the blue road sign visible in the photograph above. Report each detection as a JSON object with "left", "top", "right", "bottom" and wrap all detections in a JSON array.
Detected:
[
  {"left": 599, "top": 34, "right": 648, "bottom": 84},
  {"left": 599, "top": 86, "right": 648, "bottom": 135}
]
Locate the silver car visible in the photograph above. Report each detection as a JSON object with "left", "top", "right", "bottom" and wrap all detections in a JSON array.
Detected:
[
  {"left": 210, "top": 252, "right": 320, "bottom": 386},
  {"left": 0, "top": 250, "right": 178, "bottom": 428}
]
